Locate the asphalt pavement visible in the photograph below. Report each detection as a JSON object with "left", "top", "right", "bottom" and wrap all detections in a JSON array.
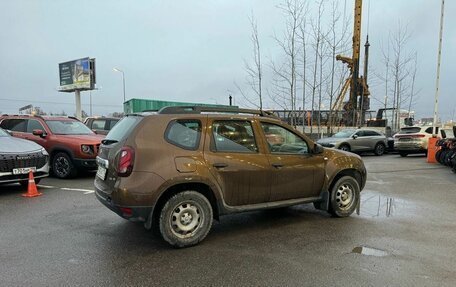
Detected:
[{"left": 1, "top": 154, "right": 456, "bottom": 286}]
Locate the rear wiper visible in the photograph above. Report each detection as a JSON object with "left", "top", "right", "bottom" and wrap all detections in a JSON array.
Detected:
[{"left": 101, "top": 139, "right": 119, "bottom": 145}]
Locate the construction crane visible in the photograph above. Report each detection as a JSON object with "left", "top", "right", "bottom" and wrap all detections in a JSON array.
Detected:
[{"left": 331, "top": 0, "right": 370, "bottom": 127}]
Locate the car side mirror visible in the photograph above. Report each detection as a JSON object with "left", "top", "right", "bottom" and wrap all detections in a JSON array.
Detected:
[
  {"left": 352, "top": 134, "right": 358, "bottom": 139},
  {"left": 32, "top": 129, "right": 46, "bottom": 138},
  {"left": 5, "top": 129, "right": 13, "bottom": 136},
  {"left": 313, "top": 143, "right": 324, "bottom": 154}
]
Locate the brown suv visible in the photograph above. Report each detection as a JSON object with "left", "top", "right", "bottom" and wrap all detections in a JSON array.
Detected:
[
  {"left": 0, "top": 115, "right": 104, "bottom": 178},
  {"left": 95, "top": 107, "right": 367, "bottom": 247}
]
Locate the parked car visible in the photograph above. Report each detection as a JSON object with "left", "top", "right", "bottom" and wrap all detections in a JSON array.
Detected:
[
  {"left": 84, "top": 116, "right": 120, "bottom": 135},
  {"left": 0, "top": 115, "right": 104, "bottom": 178},
  {"left": 317, "top": 128, "right": 388, "bottom": 156},
  {"left": 394, "top": 126, "right": 449, "bottom": 157},
  {"left": 95, "top": 106, "right": 367, "bottom": 248},
  {"left": 0, "top": 128, "right": 49, "bottom": 187}
]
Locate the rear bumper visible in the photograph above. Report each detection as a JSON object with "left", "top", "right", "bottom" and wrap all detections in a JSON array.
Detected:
[
  {"left": 94, "top": 187, "right": 152, "bottom": 223},
  {"left": 73, "top": 158, "right": 98, "bottom": 170},
  {"left": 394, "top": 142, "right": 427, "bottom": 151}
]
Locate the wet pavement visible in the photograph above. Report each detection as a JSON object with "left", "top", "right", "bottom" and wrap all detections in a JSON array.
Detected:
[{"left": 1, "top": 154, "right": 456, "bottom": 286}]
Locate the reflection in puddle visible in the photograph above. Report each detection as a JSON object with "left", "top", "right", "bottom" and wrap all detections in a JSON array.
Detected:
[
  {"left": 359, "top": 193, "right": 398, "bottom": 218},
  {"left": 352, "top": 246, "right": 388, "bottom": 257}
]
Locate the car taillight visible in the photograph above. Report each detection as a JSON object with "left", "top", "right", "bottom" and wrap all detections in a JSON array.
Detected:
[{"left": 117, "top": 146, "right": 135, "bottom": 177}]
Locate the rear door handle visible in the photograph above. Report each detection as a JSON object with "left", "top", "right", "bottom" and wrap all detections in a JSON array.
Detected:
[
  {"left": 213, "top": 163, "right": 228, "bottom": 168},
  {"left": 272, "top": 163, "right": 283, "bottom": 168}
]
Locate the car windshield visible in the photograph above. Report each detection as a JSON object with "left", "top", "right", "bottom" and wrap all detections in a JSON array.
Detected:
[
  {"left": 46, "top": 120, "right": 93, "bottom": 135},
  {"left": 0, "top": 129, "right": 9, "bottom": 137},
  {"left": 333, "top": 129, "right": 356, "bottom": 138}
]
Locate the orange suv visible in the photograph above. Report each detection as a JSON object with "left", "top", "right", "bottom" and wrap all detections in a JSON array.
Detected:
[
  {"left": 95, "top": 107, "right": 367, "bottom": 247},
  {"left": 0, "top": 115, "right": 104, "bottom": 178}
]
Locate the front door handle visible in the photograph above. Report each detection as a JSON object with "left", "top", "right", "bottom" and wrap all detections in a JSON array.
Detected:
[
  {"left": 271, "top": 163, "right": 283, "bottom": 168},
  {"left": 213, "top": 163, "right": 228, "bottom": 168}
]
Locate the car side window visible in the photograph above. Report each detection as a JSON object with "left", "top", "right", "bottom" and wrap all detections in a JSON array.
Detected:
[
  {"left": 355, "top": 130, "right": 365, "bottom": 137},
  {"left": 212, "top": 120, "right": 258, "bottom": 153},
  {"left": 364, "top": 130, "right": 379, "bottom": 137},
  {"left": 425, "top": 127, "right": 438, "bottom": 134},
  {"left": 165, "top": 119, "right": 201, "bottom": 150},
  {"left": 109, "top": 120, "right": 119, "bottom": 130},
  {"left": 26, "top": 119, "right": 45, "bottom": 133},
  {"left": 92, "top": 120, "right": 106, "bottom": 130},
  {"left": 261, "top": 122, "right": 309, "bottom": 154},
  {"left": 5, "top": 119, "right": 27, "bottom": 132},
  {"left": 0, "top": 119, "right": 9, "bottom": 130}
]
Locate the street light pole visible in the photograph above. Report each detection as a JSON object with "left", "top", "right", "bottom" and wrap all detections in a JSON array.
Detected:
[{"left": 113, "top": 68, "right": 126, "bottom": 104}]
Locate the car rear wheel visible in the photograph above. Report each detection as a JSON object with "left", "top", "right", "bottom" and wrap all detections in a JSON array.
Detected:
[
  {"left": 52, "top": 152, "right": 78, "bottom": 179},
  {"left": 374, "top": 143, "right": 386, "bottom": 156},
  {"left": 328, "top": 176, "right": 360, "bottom": 217},
  {"left": 339, "top": 144, "right": 350, "bottom": 152},
  {"left": 159, "top": 191, "right": 213, "bottom": 248},
  {"left": 399, "top": 152, "right": 408, "bottom": 157}
]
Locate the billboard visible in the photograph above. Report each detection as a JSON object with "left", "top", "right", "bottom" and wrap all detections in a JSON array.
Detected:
[{"left": 59, "top": 57, "right": 96, "bottom": 92}]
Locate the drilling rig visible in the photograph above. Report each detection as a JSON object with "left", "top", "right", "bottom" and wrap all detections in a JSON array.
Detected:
[{"left": 331, "top": 0, "right": 370, "bottom": 127}]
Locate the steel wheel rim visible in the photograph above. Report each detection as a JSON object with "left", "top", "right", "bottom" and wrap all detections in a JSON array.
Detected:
[
  {"left": 55, "top": 156, "right": 70, "bottom": 177},
  {"left": 170, "top": 201, "right": 203, "bottom": 239},
  {"left": 335, "top": 183, "right": 355, "bottom": 210}
]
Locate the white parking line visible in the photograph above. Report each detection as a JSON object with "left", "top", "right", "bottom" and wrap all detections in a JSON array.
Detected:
[
  {"left": 61, "top": 187, "right": 95, "bottom": 193},
  {"left": 37, "top": 185, "right": 57, "bottom": 189}
]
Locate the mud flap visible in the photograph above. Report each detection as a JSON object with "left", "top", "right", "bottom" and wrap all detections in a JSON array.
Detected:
[
  {"left": 356, "top": 193, "right": 361, "bottom": 215},
  {"left": 315, "top": 191, "right": 330, "bottom": 211}
]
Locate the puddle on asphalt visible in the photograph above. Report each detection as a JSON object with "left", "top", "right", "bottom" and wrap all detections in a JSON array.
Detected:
[
  {"left": 352, "top": 246, "right": 388, "bottom": 257},
  {"left": 358, "top": 192, "right": 411, "bottom": 218}
]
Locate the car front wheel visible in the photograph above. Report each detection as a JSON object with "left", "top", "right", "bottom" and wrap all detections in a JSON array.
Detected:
[
  {"left": 374, "top": 143, "right": 386, "bottom": 156},
  {"left": 159, "top": 191, "right": 213, "bottom": 248},
  {"left": 52, "top": 152, "right": 78, "bottom": 179},
  {"left": 329, "top": 176, "right": 360, "bottom": 217},
  {"left": 339, "top": 144, "right": 350, "bottom": 152}
]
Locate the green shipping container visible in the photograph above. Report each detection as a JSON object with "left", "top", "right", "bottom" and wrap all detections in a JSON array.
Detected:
[{"left": 124, "top": 98, "right": 237, "bottom": 114}]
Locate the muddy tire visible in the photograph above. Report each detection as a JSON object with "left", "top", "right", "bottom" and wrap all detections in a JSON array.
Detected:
[
  {"left": 159, "top": 191, "right": 213, "bottom": 248},
  {"left": 328, "top": 176, "right": 360, "bottom": 217},
  {"left": 374, "top": 143, "right": 386, "bottom": 156},
  {"left": 52, "top": 152, "right": 78, "bottom": 179}
]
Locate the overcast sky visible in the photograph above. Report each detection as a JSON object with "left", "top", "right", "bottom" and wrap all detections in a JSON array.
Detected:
[{"left": 0, "top": 0, "right": 454, "bottom": 120}]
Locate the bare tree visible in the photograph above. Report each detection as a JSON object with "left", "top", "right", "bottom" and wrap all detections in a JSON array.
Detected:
[
  {"left": 238, "top": 12, "right": 264, "bottom": 110},
  {"left": 324, "top": 0, "right": 351, "bottom": 133},
  {"left": 271, "top": 0, "right": 306, "bottom": 127},
  {"left": 308, "top": 0, "right": 324, "bottom": 134}
]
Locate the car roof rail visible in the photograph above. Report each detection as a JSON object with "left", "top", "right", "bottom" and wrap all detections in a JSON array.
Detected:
[{"left": 157, "top": 106, "right": 279, "bottom": 119}]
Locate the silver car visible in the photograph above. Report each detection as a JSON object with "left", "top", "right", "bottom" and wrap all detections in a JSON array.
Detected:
[
  {"left": 0, "top": 128, "right": 49, "bottom": 186},
  {"left": 317, "top": 128, "right": 388, "bottom": 156}
]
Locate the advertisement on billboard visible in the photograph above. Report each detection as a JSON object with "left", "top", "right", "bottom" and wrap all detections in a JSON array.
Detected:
[{"left": 59, "top": 57, "right": 95, "bottom": 92}]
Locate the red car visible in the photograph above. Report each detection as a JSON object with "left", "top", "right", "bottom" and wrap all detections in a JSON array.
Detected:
[{"left": 0, "top": 115, "right": 104, "bottom": 178}]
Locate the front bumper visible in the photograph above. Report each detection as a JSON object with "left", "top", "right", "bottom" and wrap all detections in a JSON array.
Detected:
[{"left": 0, "top": 162, "right": 49, "bottom": 184}]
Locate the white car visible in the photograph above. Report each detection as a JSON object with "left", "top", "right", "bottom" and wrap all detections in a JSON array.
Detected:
[
  {"left": 394, "top": 126, "right": 449, "bottom": 157},
  {"left": 0, "top": 128, "right": 49, "bottom": 186}
]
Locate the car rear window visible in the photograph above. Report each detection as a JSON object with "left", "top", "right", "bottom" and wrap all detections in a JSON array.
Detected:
[
  {"left": 105, "top": 116, "right": 141, "bottom": 142},
  {"left": 398, "top": 127, "right": 421, "bottom": 134}
]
